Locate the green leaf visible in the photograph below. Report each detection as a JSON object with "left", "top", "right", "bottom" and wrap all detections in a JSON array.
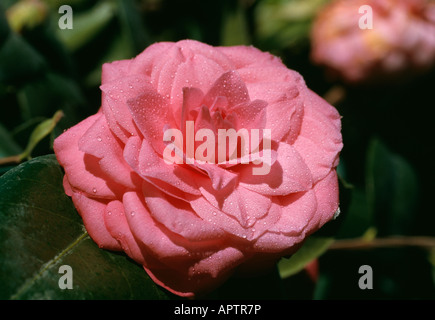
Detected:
[
  {"left": 117, "top": 0, "right": 150, "bottom": 54},
  {"left": 0, "top": 154, "right": 172, "bottom": 299},
  {"left": 254, "top": 0, "right": 328, "bottom": 49},
  {"left": 278, "top": 236, "right": 334, "bottom": 279},
  {"left": 55, "top": 1, "right": 117, "bottom": 51},
  {"left": 16, "top": 110, "right": 64, "bottom": 161},
  {"left": 366, "top": 138, "right": 419, "bottom": 236},
  {"left": 220, "top": 1, "right": 250, "bottom": 46},
  {"left": 335, "top": 187, "right": 372, "bottom": 239}
]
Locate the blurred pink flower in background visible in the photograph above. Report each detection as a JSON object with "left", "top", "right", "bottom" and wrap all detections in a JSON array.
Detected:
[{"left": 310, "top": 0, "right": 435, "bottom": 83}]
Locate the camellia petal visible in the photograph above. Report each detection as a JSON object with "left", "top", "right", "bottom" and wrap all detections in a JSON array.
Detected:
[
  {"left": 54, "top": 39, "right": 343, "bottom": 298},
  {"left": 54, "top": 114, "right": 126, "bottom": 199},
  {"left": 70, "top": 192, "right": 121, "bottom": 251},
  {"left": 238, "top": 142, "right": 313, "bottom": 196}
]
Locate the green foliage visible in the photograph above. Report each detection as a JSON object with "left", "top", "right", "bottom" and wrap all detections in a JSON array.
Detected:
[
  {"left": 0, "top": 155, "right": 172, "bottom": 300},
  {"left": 366, "top": 138, "right": 419, "bottom": 236},
  {"left": 278, "top": 237, "right": 334, "bottom": 279}
]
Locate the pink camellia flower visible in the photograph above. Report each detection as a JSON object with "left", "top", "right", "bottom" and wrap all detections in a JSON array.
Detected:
[
  {"left": 310, "top": 0, "right": 435, "bottom": 83},
  {"left": 54, "top": 40, "right": 342, "bottom": 297}
]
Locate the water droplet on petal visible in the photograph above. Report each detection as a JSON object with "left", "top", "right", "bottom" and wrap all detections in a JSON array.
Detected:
[
  {"left": 333, "top": 207, "right": 341, "bottom": 220},
  {"left": 97, "top": 137, "right": 102, "bottom": 142},
  {"left": 131, "top": 211, "right": 136, "bottom": 216},
  {"left": 92, "top": 188, "right": 97, "bottom": 193}
]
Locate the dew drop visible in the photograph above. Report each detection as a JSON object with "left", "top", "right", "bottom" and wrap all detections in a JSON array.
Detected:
[
  {"left": 92, "top": 188, "right": 97, "bottom": 193},
  {"left": 333, "top": 207, "right": 341, "bottom": 220},
  {"left": 97, "top": 137, "right": 102, "bottom": 142},
  {"left": 131, "top": 211, "right": 136, "bottom": 216},
  {"left": 108, "top": 211, "right": 112, "bottom": 216}
]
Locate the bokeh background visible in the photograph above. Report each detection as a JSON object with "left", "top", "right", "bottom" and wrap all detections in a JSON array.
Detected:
[{"left": 1, "top": 0, "right": 434, "bottom": 299}]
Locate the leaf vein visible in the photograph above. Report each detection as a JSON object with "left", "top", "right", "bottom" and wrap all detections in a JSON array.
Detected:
[{"left": 10, "top": 232, "right": 89, "bottom": 300}]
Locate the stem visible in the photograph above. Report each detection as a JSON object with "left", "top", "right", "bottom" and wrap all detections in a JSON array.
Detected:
[
  {"left": 329, "top": 236, "right": 435, "bottom": 250},
  {"left": 0, "top": 155, "right": 22, "bottom": 165}
]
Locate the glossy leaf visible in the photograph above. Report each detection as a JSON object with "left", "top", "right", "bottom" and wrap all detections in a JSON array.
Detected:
[
  {"left": 0, "top": 111, "right": 64, "bottom": 165},
  {"left": 0, "top": 155, "right": 172, "bottom": 300},
  {"left": 366, "top": 138, "right": 419, "bottom": 236},
  {"left": 278, "top": 236, "right": 334, "bottom": 279},
  {"left": 335, "top": 187, "right": 372, "bottom": 239}
]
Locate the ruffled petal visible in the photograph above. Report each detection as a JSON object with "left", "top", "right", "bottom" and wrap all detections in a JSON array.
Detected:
[
  {"left": 54, "top": 114, "right": 125, "bottom": 199},
  {"left": 127, "top": 87, "right": 176, "bottom": 155},
  {"left": 253, "top": 171, "right": 340, "bottom": 253},
  {"left": 70, "top": 192, "right": 120, "bottom": 250},
  {"left": 190, "top": 176, "right": 277, "bottom": 240},
  {"left": 123, "top": 136, "right": 201, "bottom": 196},
  {"left": 310, "top": 169, "right": 340, "bottom": 229},
  {"left": 203, "top": 70, "right": 250, "bottom": 108},
  {"left": 292, "top": 88, "right": 343, "bottom": 183},
  {"left": 144, "top": 246, "right": 245, "bottom": 298},
  {"left": 143, "top": 184, "right": 227, "bottom": 242},
  {"left": 78, "top": 113, "right": 138, "bottom": 189},
  {"left": 238, "top": 142, "right": 313, "bottom": 196},
  {"left": 103, "top": 200, "right": 146, "bottom": 265},
  {"left": 217, "top": 45, "right": 284, "bottom": 69},
  {"left": 122, "top": 191, "right": 189, "bottom": 260},
  {"left": 101, "top": 59, "right": 131, "bottom": 84},
  {"left": 100, "top": 74, "right": 149, "bottom": 143}
]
